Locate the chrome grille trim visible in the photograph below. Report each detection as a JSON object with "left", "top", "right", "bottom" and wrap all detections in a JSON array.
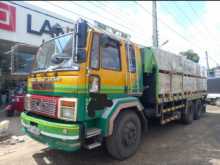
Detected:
[{"left": 30, "top": 95, "right": 58, "bottom": 118}]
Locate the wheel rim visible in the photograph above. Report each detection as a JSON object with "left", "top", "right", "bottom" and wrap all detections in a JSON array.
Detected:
[{"left": 122, "top": 121, "right": 138, "bottom": 148}]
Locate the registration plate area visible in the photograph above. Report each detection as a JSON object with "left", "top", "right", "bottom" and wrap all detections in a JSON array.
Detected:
[
  {"left": 27, "top": 126, "right": 40, "bottom": 136},
  {"left": 27, "top": 122, "right": 40, "bottom": 136}
]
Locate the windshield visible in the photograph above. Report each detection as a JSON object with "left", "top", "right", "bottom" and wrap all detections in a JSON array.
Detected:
[{"left": 33, "top": 33, "right": 79, "bottom": 72}]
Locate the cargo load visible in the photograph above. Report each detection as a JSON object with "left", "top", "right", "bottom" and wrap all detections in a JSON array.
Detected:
[{"left": 142, "top": 48, "right": 207, "bottom": 97}]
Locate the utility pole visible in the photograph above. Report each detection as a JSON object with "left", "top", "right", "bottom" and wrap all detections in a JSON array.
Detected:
[
  {"left": 152, "top": 1, "right": 159, "bottom": 48},
  {"left": 205, "top": 51, "right": 209, "bottom": 71},
  {"left": 205, "top": 51, "right": 210, "bottom": 77}
]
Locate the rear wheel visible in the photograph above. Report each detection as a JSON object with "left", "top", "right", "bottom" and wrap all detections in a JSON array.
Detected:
[
  {"left": 182, "top": 101, "right": 193, "bottom": 124},
  {"left": 106, "top": 111, "right": 142, "bottom": 160},
  {"left": 201, "top": 101, "right": 206, "bottom": 115},
  {"left": 194, "top": 100, "right": 202, "bottom": 120}
]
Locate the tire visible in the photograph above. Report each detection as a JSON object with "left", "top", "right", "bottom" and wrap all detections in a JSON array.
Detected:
[
  {"left": 182, "top": 101, "right": 194, "bottom": 124},
  {"left": 201, "top": 102, "right": 206, "bottom": 115},
  {"left": 105, "top": 111, "right": 142, "bottom": 160},
  {"left": 194, "top": 100, "right": 202, "bottom": 120}
]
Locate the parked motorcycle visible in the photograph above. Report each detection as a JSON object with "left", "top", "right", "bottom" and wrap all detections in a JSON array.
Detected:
[{"left": 5, "top": 87, "right": 25, "bottom": 117}]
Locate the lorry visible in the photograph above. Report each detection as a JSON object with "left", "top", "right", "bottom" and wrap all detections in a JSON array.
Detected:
[
  {"left": 207, "top": 77, "right": 220, "bottom": 106},
  {"left": 21, "top": 19, "right": 207, "bottom": 160}
]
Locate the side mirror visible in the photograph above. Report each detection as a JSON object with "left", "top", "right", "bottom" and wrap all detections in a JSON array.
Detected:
[
  {"left": 74, "top": 19, "right": 88, "bottom": 63},
  {"left": 77, "top": 49, "right": 86, "bottom": 63},
  {"left": 77, "top": 20, "right": 88, "bottom": 48}
]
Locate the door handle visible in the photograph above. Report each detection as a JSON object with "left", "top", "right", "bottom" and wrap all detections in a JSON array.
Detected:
[
  {"left": 86, "top": 67, "right": 91, "bottom": 76},
  {"left": 124, "top": 86, "right": 128, "bottom": 92}
]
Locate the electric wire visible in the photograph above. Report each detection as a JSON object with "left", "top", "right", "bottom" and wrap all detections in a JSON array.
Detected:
[
  {"left": 44, "top": 1, "right": 219, "bottom": 67},
  {"left": 159, "top": 2, "right": 220, "bottom": 66},
  {"left": 135, "top": 1, "right": 219, "bottom": 66},
  {"left": 89, "top": 1, "right": 152, "bottom": 42},
  {"left": 70, "top": 1, "right": 150, "bottom": 43}
]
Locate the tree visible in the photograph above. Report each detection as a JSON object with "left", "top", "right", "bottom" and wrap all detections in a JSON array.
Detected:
[
  {"left": 180, "top": 49, "right": 200, "bottom": 63},
  {"left": 208, "top": 68, "right": 214, "bottom": 77}
]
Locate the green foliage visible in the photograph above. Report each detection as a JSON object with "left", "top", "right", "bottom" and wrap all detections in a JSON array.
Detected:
[
  {"left": 180, "top": 49, "right": 200, "bottom": 63},
  {"left": 208, "top": 68, "right": 214, "bottom": 77}
]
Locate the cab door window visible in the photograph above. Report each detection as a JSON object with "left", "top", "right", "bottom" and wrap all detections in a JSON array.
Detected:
[
  {"left": 101, "top": 38, "right": 121, "bottom": 71},
  {"left": 126, "top": 44, "right": 136, "bottom": 73},
  {"left": 90, "top": 33, "right": 100, "bottom": 69}
]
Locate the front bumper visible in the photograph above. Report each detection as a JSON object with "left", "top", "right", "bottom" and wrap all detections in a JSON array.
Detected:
[{"left": 21, "top": 112, "right": 81, "bottom": 151}]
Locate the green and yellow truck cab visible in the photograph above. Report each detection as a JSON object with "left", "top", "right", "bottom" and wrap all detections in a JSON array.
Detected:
[{"left": 21, "top": 19, "right": 207, "bottom": 160}]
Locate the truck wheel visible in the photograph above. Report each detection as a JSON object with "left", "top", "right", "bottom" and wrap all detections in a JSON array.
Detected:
[
  {"left": 182, "top": 101, "right": 193, "bottom": 124},
  {"left": 106, "top": 111, "right": 142, "bottom": 160},
  {"left": 194, "top": 100, "right": 202, "bottom": 120},
  {"left": 202, "top": 103, "right": 206, "bottom": 114}
]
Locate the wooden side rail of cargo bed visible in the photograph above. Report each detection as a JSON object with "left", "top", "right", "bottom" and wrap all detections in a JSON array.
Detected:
[
  {"left": 158, "top": 91, "right": 207, "bottom": 103},
  {"left": 159, "top": 69, "right": 207, "bottom": 79}
]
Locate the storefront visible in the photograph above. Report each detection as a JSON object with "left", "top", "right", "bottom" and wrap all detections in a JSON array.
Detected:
[{"left": 0, "top": 1, "right": 74, "bottom": 105}]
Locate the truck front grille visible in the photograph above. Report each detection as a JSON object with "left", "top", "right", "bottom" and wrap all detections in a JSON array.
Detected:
[{"left": 30, "top": 95, "right": 58, "bottom": 118}]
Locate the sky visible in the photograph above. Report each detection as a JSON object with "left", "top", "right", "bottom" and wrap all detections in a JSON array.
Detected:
[{"left": 27, "top": 1, "right": 220, "bottom": 68}]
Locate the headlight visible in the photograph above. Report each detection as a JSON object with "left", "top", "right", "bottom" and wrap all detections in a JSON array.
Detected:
[
  {"left": 89, "top": 75, "right": 100, "bottom": 93},
  {"left": 61, "top": 107, "right": 74, "bottom": 119},
  {"left": 24, "top": 94, "right": 31, "bottom": 111},
  {"left": 58, "top": 98, "right": 77, "bottom": 121}
]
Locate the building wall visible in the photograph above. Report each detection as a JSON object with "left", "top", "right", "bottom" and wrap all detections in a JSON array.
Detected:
[
  {"left": 214, "top": 69, "right": 220, "bottom": 77},
  {"left": 0, "top": 1, "right": 75, "bottom": 104},
  {"left": 0, "top": 1, "right": 74, "bottom": 46}
]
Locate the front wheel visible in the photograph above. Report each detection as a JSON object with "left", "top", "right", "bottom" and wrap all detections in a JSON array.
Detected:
[{"left": 105, "top": 111, "right": 142, "bottom": 160}]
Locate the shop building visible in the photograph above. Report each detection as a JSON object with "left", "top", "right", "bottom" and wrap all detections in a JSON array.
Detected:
[{"left": 0, "top": 1, "right": 73, "bottom": 104}]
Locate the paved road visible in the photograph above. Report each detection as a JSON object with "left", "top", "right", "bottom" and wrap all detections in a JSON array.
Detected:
[{"left": 1, "top": 106, "right": 220, "bottom": 165}]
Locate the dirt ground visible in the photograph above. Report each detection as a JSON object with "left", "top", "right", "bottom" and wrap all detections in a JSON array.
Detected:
[{"left": 1, "top": 106, "right": 220, "bottom": 165}]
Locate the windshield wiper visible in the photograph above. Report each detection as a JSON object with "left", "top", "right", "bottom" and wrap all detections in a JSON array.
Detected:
[
  {"left": 51, "top": 53, "right": 71, "bottom": 64},
  {"left": 48, "top": 58, "right": 79, "bottom": 71},
  {"left": 54, "top": 56, "right": 70, "bottom": 59},
  {"left": 33, "top": 67, "right": 46, "bottom": 71}
]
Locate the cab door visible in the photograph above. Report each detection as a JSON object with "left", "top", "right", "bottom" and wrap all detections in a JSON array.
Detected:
[
  {"left": 125, "top": 43, "right": 139, "bottom": 94},
  {"left": 87, "top": 32, "right": 126, "bottom": 98}
]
